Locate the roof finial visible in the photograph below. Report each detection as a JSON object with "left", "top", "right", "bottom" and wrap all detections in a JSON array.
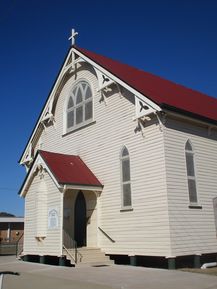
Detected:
[{"left": 68, "top": 28, "right": 78, "bottom": 46}]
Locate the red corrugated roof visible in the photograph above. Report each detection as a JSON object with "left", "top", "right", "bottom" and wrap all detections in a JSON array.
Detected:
[
  {"left": 76, "top": 46, "right": 217, "bottom": 124},
  {"left": 40, "top": 150, "right": 102, "bottom": 187}
]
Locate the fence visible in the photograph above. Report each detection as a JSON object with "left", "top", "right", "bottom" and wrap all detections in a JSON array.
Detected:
[{"left": 0, "top": 233, "right": 23, "bottom": 256}]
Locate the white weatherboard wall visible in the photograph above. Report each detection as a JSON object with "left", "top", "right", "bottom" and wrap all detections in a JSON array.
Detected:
[
  {"left": 164, "top": 116, "right": 217, "bottom": 257},
  {"left": 36, "top": 62, "right": 172, "bottom": 257},
  {"left": 23, "top": 170, "right": 62, "bottom": 256}
]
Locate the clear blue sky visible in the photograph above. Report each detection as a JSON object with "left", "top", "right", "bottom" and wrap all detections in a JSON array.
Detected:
[{"left": 0, "top": 0, "right": 216, "bottom": 216}]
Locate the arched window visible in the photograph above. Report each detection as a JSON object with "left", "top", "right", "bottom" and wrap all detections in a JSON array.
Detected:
[
  {"left": 120, "top": 146, "right": 132, "bottom": 208},
  {"left": 66, "top": 81, "right": 93, "bottom": 131},
  {"left": 185, "top": 140, "right": 198, "bottom": 204}
]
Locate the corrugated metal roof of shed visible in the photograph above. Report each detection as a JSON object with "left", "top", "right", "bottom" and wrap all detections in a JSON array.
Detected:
[{"left": 0, "top": 217, "right": 24, "bottom": 223}]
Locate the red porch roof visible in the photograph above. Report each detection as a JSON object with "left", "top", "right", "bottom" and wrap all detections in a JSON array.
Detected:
[
  {"left": 76, "top": 46, "right": 217, "bottom": 124},
  {"left": 40, "top": 150, "right": 102, "bottom": 187}
]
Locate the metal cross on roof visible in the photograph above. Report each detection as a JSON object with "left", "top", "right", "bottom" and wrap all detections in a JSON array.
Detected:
[{"left": 68, "top": 28, "right": 78, "bottom": 46}]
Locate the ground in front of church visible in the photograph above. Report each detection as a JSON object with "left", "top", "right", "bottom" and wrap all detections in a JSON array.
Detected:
[{"left": 1, "top": 255, "right": 217, "bottom": 289}]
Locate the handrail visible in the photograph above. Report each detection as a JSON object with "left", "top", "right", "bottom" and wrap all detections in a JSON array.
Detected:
[
  {"left": 98, "top": 227, "right": 115, "bottom": 243},
  {"left": 16, "top": 233, "right": 24, "bottom": 258},
  {"left": 63, "top": 229, "right": 82, "bottom": 264},
  {"left": 76, "top": 249, "right": 83, "bottom": 263},
  {"left": 63, "top": 244, "right": 77, "bottom": 264}
]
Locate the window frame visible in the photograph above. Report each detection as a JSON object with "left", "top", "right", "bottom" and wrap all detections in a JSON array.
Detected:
[
  {"left": 120, "top": 146, "right": 133, "bottom": 211},
  {"left": 185, "top": 140, "right": 199, "bottom": 207},
  {"left": 64, "top": 80, "right": 94, "bottom": 134}
]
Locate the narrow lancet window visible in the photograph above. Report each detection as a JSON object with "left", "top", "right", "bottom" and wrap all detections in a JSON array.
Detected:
[
  {"left": 185, "top": 140, "right": 198, "bottom": 204},
  {"left": 120, "top": 146, "right": 132, "bottom": 208}
]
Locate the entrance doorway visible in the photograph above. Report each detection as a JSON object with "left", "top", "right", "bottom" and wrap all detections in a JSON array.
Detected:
[{"left": 74, "top": 191, "right": 86, "bottom": 247}]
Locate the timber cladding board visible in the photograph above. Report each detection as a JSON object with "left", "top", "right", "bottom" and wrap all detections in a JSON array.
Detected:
[
  {"left": 164, "top": 116, "right": 217, "bottom": 256},
  {"left": 23, "top": 171, "right": 62, "bottom": 256}
]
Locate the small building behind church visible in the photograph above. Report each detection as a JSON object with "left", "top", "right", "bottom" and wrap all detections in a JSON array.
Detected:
[
  {"left": 18, "top": 33, "right": 217, "bottom": 269},
  {"left": 0, "top": 217, "right": 24, "bottom": 244}
]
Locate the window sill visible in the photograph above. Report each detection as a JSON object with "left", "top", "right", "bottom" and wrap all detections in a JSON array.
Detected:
[
  {"left": 35, "top": 236, "right": 46, "bottom": 241},
  {"left": 120, "top": 208, "right": 133, "bottom": 212},
  {"left": 188, "top": 204, "right": 202, "bottom": 209},
  {"left": 63, "top": 120, "right": 96, "bottom": 136}
]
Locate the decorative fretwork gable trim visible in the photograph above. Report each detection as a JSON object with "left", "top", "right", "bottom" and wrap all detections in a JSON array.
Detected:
[{"left": 19, "top": 46, "right": 161, "bottom": 165}]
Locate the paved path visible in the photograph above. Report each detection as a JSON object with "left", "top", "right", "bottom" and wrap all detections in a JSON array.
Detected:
[{"left": 1, "top": 256, "right": 217, "bottom": 289}]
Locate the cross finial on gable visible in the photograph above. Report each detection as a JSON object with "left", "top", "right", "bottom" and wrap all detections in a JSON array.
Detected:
[{"left": 68, "top": 28, "right": 78, "bottom": 46}]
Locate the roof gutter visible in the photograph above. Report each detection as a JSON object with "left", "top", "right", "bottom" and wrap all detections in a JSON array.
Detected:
[
  {"left": 63, "top": 184, "right": 103, "bottom": 192},
  {"left": 161, "top": 103, "right": 217, "bottom": 128}
]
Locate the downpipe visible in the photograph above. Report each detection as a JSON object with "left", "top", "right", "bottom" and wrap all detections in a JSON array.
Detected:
[{"left": 201, "top": 262, "right": 217, "bottom": 269}]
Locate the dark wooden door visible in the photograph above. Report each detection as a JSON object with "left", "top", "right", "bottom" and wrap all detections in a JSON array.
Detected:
[{"left": 74, "top": 191, "right": 86, "bottom": 247}]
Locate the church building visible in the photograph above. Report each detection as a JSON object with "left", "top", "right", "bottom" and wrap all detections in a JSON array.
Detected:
[{"left": 19, "top": 30, "right": 217, "bottom": 269}]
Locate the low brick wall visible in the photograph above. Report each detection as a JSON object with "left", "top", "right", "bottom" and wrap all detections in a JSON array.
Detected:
[{"left": 0, "top": 243, "right": 17, "bottom": 255}]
